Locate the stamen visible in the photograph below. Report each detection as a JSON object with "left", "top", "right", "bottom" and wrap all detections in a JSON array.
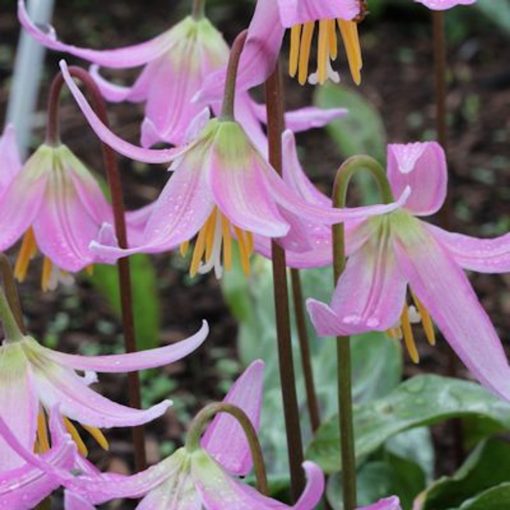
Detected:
[
  {"left": 234, "top": 227, "right": 253, "bottom": 276},
  {"left": 298, "top": 22, "right": 315, "bottom": 85},
  {"left": 36, "top": 410, "right": 50, "bottom": 453},
  {"left": 63, "top": 417, "right": 88, "bottom": 457},
  {"left": 82, "top": 424, "right": 109, "bottom": 451},
  {"left": 41, "top": 257, "right": 53, "bottom": 292},
  {"left": 190, "top": 222, "right": 209, "bottom": 277},
  {"left": 338, "top": 20, "right": 362, "bottom": 85},
  {"left": 180, "top": 240, "right": 190, "bottom": 257},
  {"left": 85, "top": 265, "right": 94, "bottom": 276},
  {"left": 328, "top": 19, "right": 338, "bottom": 60},
  {"left": 411, "top": 292, "right": 436, "bottom": 346},
  {"left": 14, "top": 228, "right": 37, "bottom": 282},
  {"left": 401, "top": 306, "right": 420, "bottom": 364},
  {"left": 386, "top": 327, "right": 402, "bottom": 340},
  {"left": 204, "top": 210, "right": 218, "bottom": 262},
  {"left": 289, "top": 24, "right": 302, "bottom": 77},
  {"left": 317, "top": 20, "right": 330, "bottom": 84},
  {"left": 221, "top": 216, "right": 233, "bottom": 271}
]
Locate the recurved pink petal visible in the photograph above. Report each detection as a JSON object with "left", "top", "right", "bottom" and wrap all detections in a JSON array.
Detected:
[
  {"left": 0, "top": 344, "right": 38, "bottom": 471},
  {"left": 387, "top": 142, "right": 447, "bottom": 216},
  {"left": 19, "top": 1, "right": 174, "bottom": 68},
  {"left": 307, "top": 222, "right": 407, "bottom": 336},
  {"left": 0, "top": 124, "right": 22, "bottom": 195},
  {"left": 43, "top": 321, "right": 208, "bottom": 373},
  {"left": 60, "top": 61, "right": 186, "bottom": 164},
  {"left": 277, "top": 0, "right": 361, "bottom": 27},
  {"left": 195, "top": 456, "right": 324, "bottom": 509},
  {"left": 209, "top": 145, "right": 289, "bottom": 237},
  {"left": 415, "top": 0, "right": 476, "bottom": 10},
  {"left": 201, "top": 360, "right": 264, "bottom": 476},
  {"left": 64, "top": 491, "right": 96, "bottom": 510},
  {"left": 426, "top": 224, "right": 510, "bottom": 273},
  {"left": 90, "top": 64, "right": 150, "bottom": 103},
  {"left": 32, "top": 360, "right": 172, "bottom": 427},
  {"left": 394, "top": 222, "right": 510, "bottom": 401},
  {"left": 359, "top": 496, "right": 402, "bottom": 510}
]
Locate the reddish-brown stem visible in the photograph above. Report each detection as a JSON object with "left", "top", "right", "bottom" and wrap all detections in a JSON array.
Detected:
[
  {"left": 265, "top": 64, "right": 305, "bottom": 500},
  {"left": 290, "top": 268, "right": 321, "bottom": 433},
  {"left": 46, "top": 67, "right": 146, "bottom": 471}
]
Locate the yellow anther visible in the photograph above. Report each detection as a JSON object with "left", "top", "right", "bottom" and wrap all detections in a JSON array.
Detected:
[
  {"left": 401, "top": 306, "right": 420, "bottom": 364},
  {"left": 36, "top": 410, "right": 50, "bottom": 453},
  {"left": 190, "top": 222, "right": 208, "bottom": 277},
  {"left": 204, "top": 210, "right": 217, "bottom": 262},
  {"left": 63, "top": 417, "right": 88, "bottom": 457},
  {"left": 234, "top": 227, "right": 251, "bottom": 276},
  {"left": 317, "top": 20, "right": 330, "bottom": 84},
  {"left": 386, "top": 327, "right": 402, "bottom": 340},
  {"left": 179, "top": 240, "right": 190, "bottom": 257},
  {"left": 82, "top": 424, "right": 109, "bottom": 451},
  {"left": 298, "top": 22, "right": 315, "bottom": 85},
  {"left": 14, "top": 228, "right": 37, "bottom": 282},
  {"left": 41, "top": 257, "right": 53, "bottom": 292},
  {"left": 411, "top": 292, "right": 436, "bottom": 346},
  {"left": 85, "top": 265, "right": 94, "bottom": 276},
  {"left": 289, "top": 24, "right": 302, "bottom": 77},
  {"left": 328, "top": 19, "right": 338, "bottom": 60},
  {"left": 221, "top": 215, "right": 233, "bottom": 271},
  {"left": 338, "top": 19, "right": 362, "bottom": 85}
]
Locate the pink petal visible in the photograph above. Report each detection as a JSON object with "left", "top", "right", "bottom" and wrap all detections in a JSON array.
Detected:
[
  {"left": 60, "top": 61, "right": 186, "bottom": 164},
  {"left": 201, "top": 360, "right": 264, "bottom": 476},
  {"left": 0, "top": 150, "right": 49, "bottom": 251},
  {"left": 0, "top": 124, "right": 22, "bottom": 196},
  {"left": 196, "top": 0, "right": 285, "bottom": 103},
  {"left": 18, "top": 0, "right": 174, "bottom": 68},
  {"left": 426, "top": 224, "right": 510, "bottom": 274},
  {"left": 64, "top": 491, "right": 96, "bottom": 510},
  {"left": 137, "top": 475, "right": 201, "bottom": 510},
  {"left": 307, "top": 221, "right": 407, "bottom": 336},
  {"left": 284, "top": 106, "right": 349, "bottom": 133},
  {"left": 209, "top": 136, "right": 289, "bottom": 237},
  {"left": 415, "top": 0, "right": 476, "bottom": 10},
  {"left": 90, "top": 64, "right": 150, "bottom": 103},
  {"left": 387, "top": 142, "right": 447, "bottom": 216},
  {"left": 0, "top": 345, "right": 38, "bottom": 471},
  {"left": 393, "top": 221, "right": 510, "bottom": 401},
  {"left": 277, "top": 0, "right": 361, "bottom": 27},
  {"left": 43, "top": 321, "right": 208, "bottom": 373},
  {"left": 32, "top": 357, "right": 172, "bottom": 427},
  {"left": 358, "top": 496, "right": 402, "bottom": 510},
  {"left": 194, "top": 454, "right": 324, "bottom": 509}
]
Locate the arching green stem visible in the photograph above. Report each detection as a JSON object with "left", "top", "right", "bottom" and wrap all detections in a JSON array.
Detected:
[
  {"left": 185, "top": 402, "right": 268, "bottom": 495},
  {"left": 192, "top": 0, "right": 206, "bottom": 19},
  {"left": 331, "top": 155, "right": 393, "bottom": 510},
  {"left": 220, "top": 30, "right": 248, "bottom": 120},
  {"left": 0, "top": 287, "right": 23, "bottom": 342},
  {"left": 0, "top": 254, "right": 25, "bottom": 333}
]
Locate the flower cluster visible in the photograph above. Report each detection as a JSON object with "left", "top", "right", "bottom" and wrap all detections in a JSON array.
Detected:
[{"left": 2, "top": 0, "right": 505, "bottom": 508}]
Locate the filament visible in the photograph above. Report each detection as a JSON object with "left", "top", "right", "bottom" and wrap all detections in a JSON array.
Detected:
[
  {"left": 401, "top": 305, "right": 420, "bottom": 364},
  {"left": 14, "top": 228, "right": 37, "bottom": 282}
]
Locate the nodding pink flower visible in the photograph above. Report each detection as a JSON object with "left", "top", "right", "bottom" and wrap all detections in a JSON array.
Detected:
[
  {"left": 61, "top": 60, "right": 409, "bottom": 279},
  {"left": 415, "top": 0, "right": 476, "bottom": 9},
  {"left": 307, "top": 141, "right": 510, "bottom": 401},
  {"left": 0, "top": 290, "right": 208, "bottom": 471},
  {"left": 196, "top": 0, "right": 364, "bottom": 113},
  {"left": 18, "top": 0, "right": 346, "bottom": 149},
  {"left": 0, "top": 411, "right": 77, "bottom": 510},
  {"left": 38, "top": 360, "right": 324, "bottom": 510},
  {"left": 359, "top": 497, "right": 402, "bottom": 510}
]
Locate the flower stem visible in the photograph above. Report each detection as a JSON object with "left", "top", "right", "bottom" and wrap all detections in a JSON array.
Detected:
[
  {"left": 0, "top": 254, "right": 26, "bottom": 334},
  {"left": 331, "top": 155, "right": 392, "bottom": 510},
  {"left": 50, "top": 67, "right": 147, "bottom": 471},
  {"left": 220, "top": 30, "right": 248, "bottom": 120},
  {"left": 185, "top": 402, "right": 268, "bottom": 494},
  {"left": 290, "top": 268, "right": 321, "bottom": 432},
  {"left": 265, "top": 63, "right": 305, "bottom": 500},
  {"left": 191, "top": 0, "right": 206, "bottom": 19}
]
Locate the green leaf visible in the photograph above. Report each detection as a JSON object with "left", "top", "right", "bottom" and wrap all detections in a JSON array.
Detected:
[
  {"left": 475, "top": 0, "right": 510, "bottom": 35},
  {"left": 90, "top": 255, "right": 160, "bottom": 350},
  {"left": 421, "top": 439, "right": 510, "bottom": 510},
  {"left": 307, "top": 375, "right": 510, "bottom": 474},
  {"left": 314, "top": 83, "right": 387, "bottom": 163},
  {"left": 454, "top": 483, "right": 510, "bottom": 510}
]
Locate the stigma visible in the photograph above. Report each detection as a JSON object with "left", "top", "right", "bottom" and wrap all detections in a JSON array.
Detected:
[
  {"left": 180, "top": 208, "right": 254, "bottom": 279},
  {"left": 387, "top": 292, "right": 436, "bottom": 363},
  {"left": 288, "top": 19, "right": 362, "bottom": 86}
]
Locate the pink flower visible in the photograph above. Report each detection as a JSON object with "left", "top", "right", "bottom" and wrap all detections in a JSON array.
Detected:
[
  {"left": 307, "top": 142, "right": 510, "bottom": 401},
  {"left": 0, "top": 411, "right": 77, "bottom": 510},
  {"left": 38, "top": 360, "right": 324, "bottom": 510},
  {"left": 0, "top": 124, "right": 22, "bottom": 199},
  {"left": 61, "top": 60, "right": 409, "bottom": 278},
  {"left": 415, "top": 0, "right": 476, "bottom": 9},
  {"left": 0, "top": 295, "right": 208, "bottom": 471},
  {"left": 196, "top": 0, "right": 364, "bottom": 113},
  {"left": 18, "top": 0, "right": 346, "bottom": 149}
]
